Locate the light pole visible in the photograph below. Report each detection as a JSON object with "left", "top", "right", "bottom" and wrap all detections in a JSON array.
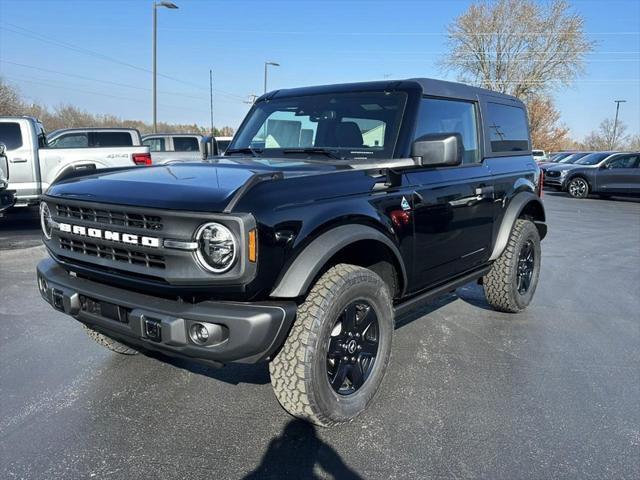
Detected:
[
  {"left": 264, "top": 61, "right": 280, "bottom": 94},
  {"left": 611, "top": 99, "right": 627, "bottom": 149},
  {"left": 152, "top": 1, "right": 179, "bottom": 133}
]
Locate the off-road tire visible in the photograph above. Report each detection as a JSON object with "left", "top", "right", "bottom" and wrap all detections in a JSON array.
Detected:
[
  {"left": 483, "top": 219, "right": 541, "bottom": 313},
  {"left": 269, "top": 264, "right": 393, "bottom": 427},
  {"left": 82, "top": 324, "right": 140, "bottom": 355}
]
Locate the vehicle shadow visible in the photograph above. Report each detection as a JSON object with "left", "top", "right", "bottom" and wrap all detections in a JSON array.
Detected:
[
  {"left": 143, "top": 350, "right": 271, "bottom": 385},
  {"left": 395, "top": 281, "right": 493, "bottom": 329},
  {"left": 242, "top": 418, "right": 363, "bottom": 480}
]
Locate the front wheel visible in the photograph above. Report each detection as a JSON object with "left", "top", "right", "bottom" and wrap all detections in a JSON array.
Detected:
[
  {"left": 567, "top": 177, "right": 589, "bottom": 198},
  {"left": 269, "top": 264, "right": 393, "bottom": 427},
  {"left": 483, "top": 219, "right": 541, "bottom": 313}
]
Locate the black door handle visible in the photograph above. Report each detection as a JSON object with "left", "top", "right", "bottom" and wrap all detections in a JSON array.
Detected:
[{"left": 475, "top": 185, "right": 494, "bottom": 199}]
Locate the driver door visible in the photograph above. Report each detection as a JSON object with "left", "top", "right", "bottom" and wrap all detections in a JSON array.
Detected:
[
  {"left": 596, "top": 154, "right": 640, "bottom": 193},
  {"left": 406, "top": 97, "right": 494, "bottom": 291}
]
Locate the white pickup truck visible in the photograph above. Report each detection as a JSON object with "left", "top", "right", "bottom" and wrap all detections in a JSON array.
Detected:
[
  {"left": 0, "top": 117, "right": 152, "bottom": 207},
  {"left": 141, "top": 133, "right": 218, "bottom": 163}
]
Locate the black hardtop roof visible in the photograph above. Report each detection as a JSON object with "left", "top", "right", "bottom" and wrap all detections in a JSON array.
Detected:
[{"left": 261, "top": 78, "right": 523, "bottom": 106}]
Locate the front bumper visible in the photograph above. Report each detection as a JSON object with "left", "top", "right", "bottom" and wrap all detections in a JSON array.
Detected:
[
  {"left": 37, "top": 258, "right": 296, "bottom": 366},
  {"left": 543, "top": 175, "right": 566, "bottom": 189}
]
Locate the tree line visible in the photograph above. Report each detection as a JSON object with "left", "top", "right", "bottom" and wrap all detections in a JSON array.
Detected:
[
  {"left": 443, "top": 0, "right": 638, "bottom": 152},
  {"left": 0, "top": 78, "right": 234, "bottom": 137}
]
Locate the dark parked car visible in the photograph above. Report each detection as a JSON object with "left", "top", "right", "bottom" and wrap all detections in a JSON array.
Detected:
[
  {"left": 540, "top": 152, "right": 591, "bottom": 172},
  {"left": 548, "top": 152, "right": 640, "bottom": 198},
  {"left": 36, "top": 78, "right": 546, "bottom": 426}
]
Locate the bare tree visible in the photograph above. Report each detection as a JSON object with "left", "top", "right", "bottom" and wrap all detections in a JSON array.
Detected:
[
  {"left": 526, "top": 95, "right": 571, "bottom": 151},
  {"left": 581, "top": 118, "right": 629, "bottom": 151},
  {"left": 442, "top": 0, "right": 594, "bottom": 99},
  {"left": 0, "top": 78, "right": 26, "bottom": 115},
  {"left": 0, "top": 79, "right": 235, "bottom": 136}
]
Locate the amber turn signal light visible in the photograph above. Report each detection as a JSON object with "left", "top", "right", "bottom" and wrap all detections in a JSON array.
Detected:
[{"left": 248, "top": 229, "right": 257, "bottom": 263}]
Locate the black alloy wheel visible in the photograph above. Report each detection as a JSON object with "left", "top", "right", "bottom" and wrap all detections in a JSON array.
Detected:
[
  {"left": 516, "top": 240, "right": 535, "bottom": 295},
  {"left": 326, "top": 301, "right": 379, "bottom": 395}
]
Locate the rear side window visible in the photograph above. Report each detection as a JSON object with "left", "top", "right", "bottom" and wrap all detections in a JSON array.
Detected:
[
  {"left": 173, "top": 137, "right": 199, "bottom": 152},
  {"left": 89, "top": 132, "right": 133, "bottom": 147},
  {"left": 0, "top": 122, "right": 23, "bottom": 150},
  {"left": 143, "top": 137, "right": 166, "bottom": 152},
  {"left": 50, "top": 133, "right": 88, "bottom": 148},
  {"left": 486, "top": 103, "right": 530, "bottom": 153},
  {"left": 415, "top": 97, "right": 480, "bottom": 164}
]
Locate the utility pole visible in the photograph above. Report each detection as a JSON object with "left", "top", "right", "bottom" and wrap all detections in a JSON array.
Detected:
[
  {"left": 152, "top": 2, "right": 179, "bottom": 133},
  {"left": 611, "top": 100, "right": 626, "bottom": 149},
  {"left": 209, "top": 69, "right": 214, "bottom": 136}
]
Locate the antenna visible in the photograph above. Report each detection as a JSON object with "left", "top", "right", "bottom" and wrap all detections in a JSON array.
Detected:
[{"left": 209, "top": 69, "right": 214, "bottom": 136}]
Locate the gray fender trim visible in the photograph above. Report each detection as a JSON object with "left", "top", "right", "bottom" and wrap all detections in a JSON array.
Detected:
[
  {"left": 489, "top": 192, "right": 546, "bottom": 261},
  {"left": 270, "top": 224, "right": 407, "bottom": 298}
]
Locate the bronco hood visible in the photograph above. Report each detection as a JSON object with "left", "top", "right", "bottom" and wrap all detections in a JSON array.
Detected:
[{"left": 45, "top": 162, "right": 331, "bottom": 212}]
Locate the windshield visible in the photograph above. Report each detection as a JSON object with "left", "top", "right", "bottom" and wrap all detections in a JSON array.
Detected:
[
  {"left": 574, "top": 152, "right": 610, "bottom": 165},
  {"left": 229, "top": 91, "right": 408, "bottom": 161},
  {"left": 560, "top": 152, "right": 589, "bottom": 164}
]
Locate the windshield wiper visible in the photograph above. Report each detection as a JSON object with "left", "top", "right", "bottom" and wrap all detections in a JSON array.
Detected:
[
  {"left": 282, "top": 147, "right": 343, "bottom": 160},
  {"left": 225, "top": 146, "right": 262, "bottom": 157}
]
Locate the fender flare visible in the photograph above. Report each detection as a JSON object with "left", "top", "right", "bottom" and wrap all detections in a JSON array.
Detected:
[
  {"left": 270, "top": 224, "right": 407, "bottom": 299},
  {"left": 489, "top": 192, "right": 546, "bottom": 261}
]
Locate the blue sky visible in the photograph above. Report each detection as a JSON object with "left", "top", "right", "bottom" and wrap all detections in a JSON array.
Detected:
[{"left": 0, "top": 0, "right": 638, "bottom": 140}]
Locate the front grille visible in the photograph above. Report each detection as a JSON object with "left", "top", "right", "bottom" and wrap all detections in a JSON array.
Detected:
[
  {"left": 545, "top": 171, "right": 561, "bottom": 178},
  {"left": 59, "top": 237, "right": 166, "bottom": 269},
  {"left": 56, "top": 203, "right": 163, "bottom": 231}
]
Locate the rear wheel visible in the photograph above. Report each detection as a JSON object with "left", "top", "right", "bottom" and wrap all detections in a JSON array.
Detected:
[
  {"left": 567, "top": 177, "right": 589, "bottom": 198},
  {"left": 82, "top": 324, "right": 140, "bottom": 355},
  {"left": 269, "top": 264, "right": 393, "bottom": 426},
  {"left": 483, "top": 219, "right": 541, "bottom": 313}
]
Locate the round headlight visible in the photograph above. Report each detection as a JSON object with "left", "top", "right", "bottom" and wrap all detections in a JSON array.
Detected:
[
  {"left": 40, "top": 202, "right": 53, "bottom": 240},
  {"left": 195, "top": 222, "right": 237, "bottom": 273}
]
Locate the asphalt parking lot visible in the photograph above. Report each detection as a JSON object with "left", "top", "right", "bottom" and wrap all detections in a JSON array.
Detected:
[{"left": 0, "top": 193, "right": 638, "bottom": 480}]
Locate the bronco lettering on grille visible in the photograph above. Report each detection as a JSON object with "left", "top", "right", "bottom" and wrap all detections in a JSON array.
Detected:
[{"left": 57, "top": 222, "right": 161, "bottom": 248}]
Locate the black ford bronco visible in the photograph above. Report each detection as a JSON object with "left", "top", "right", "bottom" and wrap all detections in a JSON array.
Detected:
[{"left": 37, "top": 79, "right": 546, "bottom": 426}]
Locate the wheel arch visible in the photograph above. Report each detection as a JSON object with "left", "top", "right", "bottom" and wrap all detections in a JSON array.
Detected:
[
  {"left": 489, "top": 192, "right": 546, "bottom": 261},
  {"left": 270, "top": 224, "right": 407, "bottom": 299}
]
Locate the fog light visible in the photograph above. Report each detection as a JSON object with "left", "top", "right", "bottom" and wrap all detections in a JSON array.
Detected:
[
  {"left": 38, "top": 275, "right": 48, "bottom": 295},
  {"left": 190, "top": 323, "right": 209, "bottom": 345}
]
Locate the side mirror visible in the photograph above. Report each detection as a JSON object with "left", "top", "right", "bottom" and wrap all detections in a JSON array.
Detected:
[
  {"left": 411, "top": 133, "right": 463, "bottom": 167},
  {"left": 0, "top": 143, "right": 6, "bottom": 157}
]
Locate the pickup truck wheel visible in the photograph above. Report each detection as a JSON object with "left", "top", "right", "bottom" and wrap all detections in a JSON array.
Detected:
[
  {"left": 82, "top": 324, "right": 140, "bottom": 355},
  {"left": 269, "top": 264, "right": 393, "bottom": 427},
  {"left": 483, "top": 219, "right": 541, "bottom": 313}
]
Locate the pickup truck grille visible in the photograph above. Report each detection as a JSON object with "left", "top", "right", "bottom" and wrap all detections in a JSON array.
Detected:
[
  {"left": 56, "top": 203, "right": 163, "bottom": 231},
  {"left": 59, "top": 237, "right": 166, "bottom": 269}
]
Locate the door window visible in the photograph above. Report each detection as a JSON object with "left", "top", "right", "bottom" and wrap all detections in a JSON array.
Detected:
[
  {"left": 173, "top": 137, "right": 199, "bottom": 152},
  {"left": 0, "top": 122, "right": 24, "bottom": 150},
  {"left": 49, "top": 133, "right": 88, "bottom": 148},
  {"left": 606, "top": 155, "right": 639, "bottom": 169},
  {"left": 143, "top": 137, "right": 166, "bottom": 152},
  {"left": 486, "top": 103, "right": 529, "bottom": 153},
  {"left": 415, "top": 98, "right": 480, "bottom": 164}
]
